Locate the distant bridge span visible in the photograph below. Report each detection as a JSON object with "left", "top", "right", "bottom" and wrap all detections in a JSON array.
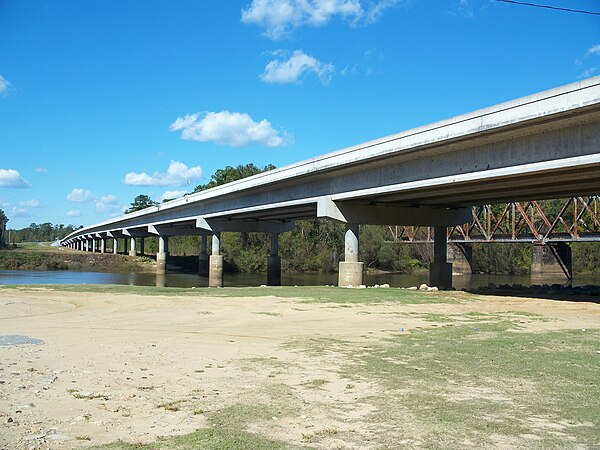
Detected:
[{"left": 62, "top": 77, "right": 600, "bottom": 288}]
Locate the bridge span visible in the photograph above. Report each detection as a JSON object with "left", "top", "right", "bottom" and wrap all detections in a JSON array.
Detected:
[{"left": 61, "top": 77, "right": 600, "bottom": 289}]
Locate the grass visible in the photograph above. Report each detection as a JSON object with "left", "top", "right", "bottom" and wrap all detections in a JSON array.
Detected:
[
  {"left": 288, "top": 322, "right": 600, "bottom": 448},
  {"left": 0, "top": 283, "right": 476, "bottom": 304},
  {"left": 0, "top": 246, "right": 154, "bottom": 273},
  {"left": 94, "top": 428, "right": 297, "bottom": 450}
]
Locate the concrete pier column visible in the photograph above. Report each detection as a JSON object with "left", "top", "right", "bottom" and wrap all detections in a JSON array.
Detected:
[
  {"left": 156, "top": 236, "right": 168, "bottom": 275},
  {"left": 139, "top": 238, "right": 145, "bottom": 257},
  {"left": 430, "top": 226, "right": 452, "bottom": 289},
  {"left": 198, "top": 235, "right": 209, "bottom": 277},
  {"left": 113, "top": 238, "right": 118, "bottom": 254},
  {"left": 531, "top": 242, "right": 572, "bottom": 282},
  {"left": 129, "top": 238, "right": 137, "bottom": 256},
  {"left": 86, "top": 240, "right": 91, "bottom": 252},
  {"left": 92, "top": 239, "right": 97, "bottom": 253},
  {"left": 209, "top": 232, "right": 223, "bottom": 288},
  {"left": 448, "top": 243, "right": 473, "bottom": 275},
  {"left": 267, "top": 233, "right": 281, "bottom": 286},
  {"left": 338, "top": 223, "right": 364, "bottom": 287},
  {"left": 100, "top": 238, "right": 106, "bottom": 254}
]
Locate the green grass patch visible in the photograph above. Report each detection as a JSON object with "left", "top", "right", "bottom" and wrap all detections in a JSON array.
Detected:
[
  {"left": 94, "top": 427, "right": 297, "bottom": 449},
  {"left": 0, "top": 283, "right": 473, "bottom": 305},
  {"left": 289, "top": 321, "right": 600, "bottom": 448}
]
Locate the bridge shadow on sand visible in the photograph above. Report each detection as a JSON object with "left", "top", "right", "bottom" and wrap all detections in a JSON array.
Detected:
[{"left": 466, "top": 284, "right": 600, "bottom": 304}]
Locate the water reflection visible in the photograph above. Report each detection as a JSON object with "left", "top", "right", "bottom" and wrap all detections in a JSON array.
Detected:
[{"left": 0, "top": 269, "right": 598, "bottom": 290}]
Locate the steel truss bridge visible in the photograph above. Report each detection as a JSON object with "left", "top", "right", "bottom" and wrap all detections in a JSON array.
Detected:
[{"left": 388, "top": 196, "right": 600, "bottom": 244}]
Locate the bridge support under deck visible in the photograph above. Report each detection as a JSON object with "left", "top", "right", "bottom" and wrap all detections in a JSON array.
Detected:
[
  {"left": 338, "top": 223, "right": 364, "bottom": 287},
  {"left": 531, "top": 242, "right": 572, "bottom": 282},
  {"left": 209, "top": 232, "right": 223, "bottom": 288},
  {"left": 198, "top": 235, "right": 209, "bottom": 277},
  {"left": 129, "top": 237, "right": 137, "bottom": 257},
  {"left": 430, "top": 227, "right": 453, "bottom": 290},
  {"left": 157, "top": 236, "right": 168, "bottom": 275},
  {"left": 100, "top": 238, "right": 106, "bottom": 254},
  {"left": 448, "top": 243, "right": 473, "bottom": 275},
  {"left": 267, "top": 233, "right": 281, "bottom": 286},
  {"left": 113, "top": 238, "right": 118, "bottom": 254}
]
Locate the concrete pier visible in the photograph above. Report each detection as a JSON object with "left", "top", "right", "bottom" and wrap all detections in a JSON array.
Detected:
[
  {"left": 209, "top": 232, "right": 223, "bottom": 288},
  {"left": 430, "top": 227, "right": 453, "bottom": 289},
  {"left": 113, "top": 238, "right": 118, "bottom": 255},
  {"left": 198, "top": 235, "right": 209, "bottom": 277},
  {"left": 448, "top": 243, "right": 473, "bottom": 275},
  {"left": 531, "top": 242, "right": 572, "bottom": 281},
  {"left": 338, "top": 223, "right": 363, "bottom": 287},
  {"left": 129, "top": 238, "right": 137, "bottom": 257},
  {"left": 100, "top": 238, "right": 106, "bottom": 254},
  {"left": 156, "top": 236, "right": 168, "bottom": 275},
  {"left": 267, "top": 233, "right": 281, "bottom": 286}
]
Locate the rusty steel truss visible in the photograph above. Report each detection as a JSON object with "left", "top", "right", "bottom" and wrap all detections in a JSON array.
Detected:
[{"left": 388, "top": 196, "right": 600, "bottom": 244}]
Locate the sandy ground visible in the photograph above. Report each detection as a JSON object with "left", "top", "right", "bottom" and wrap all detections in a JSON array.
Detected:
[{"left": 0, "top": 288, "right": 599, "bottom": 449}]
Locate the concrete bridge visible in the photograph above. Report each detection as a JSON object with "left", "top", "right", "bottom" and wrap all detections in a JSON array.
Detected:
[{"left": 61, "top": 77, "right": 600, "bottom": 289}]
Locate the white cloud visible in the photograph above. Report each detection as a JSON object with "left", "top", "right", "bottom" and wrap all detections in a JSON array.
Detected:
[
  {"left": 160, "top": 190, "right": 187, "bottom": 202},
  {"left": 34, "top": 167, "right": 48, "bottom": 173},
  {"left": 19, "top": 199, "right": 40, "bottom": 207},
  {"left": 586, "top": 44, "right": 600, "bottom": 57},
  {"left": 170, "top": 111, "right": 289, "bottom": 147},
  {"left": 261, "top": 50, "right": 334, "bottom": 84},
  {"left": 95, "top": 194, "right": 125, "bottom": 216},
  {"left": 66, "top": 209, "right": 81, "bottom": 218},
  {"left": 0, "top": 75, "right": 10, "bottom": 95},
  {"left": 576, "top": 44, "right": 600, "bottom": 79},
  {"left": 241, "top": 0, "right": 397, "bottom": 40},
  {"left": 577, "top": 67, "right": 598, "bottom": 79},
  {"left": 0, "top": 169, "right": 30, "bottom": 188},
  {"left": 9, "top": 206, "right": 28, "bottom": 218},
  {"left": 124, "top": 160, "right": 202, "bottom": 187},
  {"left": 66, "top": 188, "right": 94, "bottom": 202},
  {"left": 452, "top": 0, "right": 473, "bottom": 18}
]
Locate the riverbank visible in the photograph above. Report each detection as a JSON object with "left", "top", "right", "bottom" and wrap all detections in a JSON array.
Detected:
[
  {"left": 0, "top": 245, "right": 156, "bottom": 273},
  {"left": 1, "top": 285, "right": 598, "bottom": 449}
]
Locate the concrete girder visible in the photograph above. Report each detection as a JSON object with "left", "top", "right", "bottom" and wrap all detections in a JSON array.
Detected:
[
  {"left": 148, "top": 224, "right": 208, "bottom": 236},
  {"left": 317, "top": 197, "right": 470, "bottom": 226},
  {"left": 196, "top": 217, "right": 295, "bottom": 234},
  {"left": 122, "top": 228, "right": 152, "bottom": 238}
]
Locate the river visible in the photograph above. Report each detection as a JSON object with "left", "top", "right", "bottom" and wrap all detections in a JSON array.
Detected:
[{"left": 1, "top": 269, "right": 598, "bottom": 289}]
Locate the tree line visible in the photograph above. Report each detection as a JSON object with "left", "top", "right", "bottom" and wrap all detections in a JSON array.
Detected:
[{"left": 3, "top": 220, "right": 81, "bottom": 244}]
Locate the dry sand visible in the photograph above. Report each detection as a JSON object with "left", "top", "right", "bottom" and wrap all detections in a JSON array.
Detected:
[{"left": 0, "top": 287, "right": 598, "bottom": 449}]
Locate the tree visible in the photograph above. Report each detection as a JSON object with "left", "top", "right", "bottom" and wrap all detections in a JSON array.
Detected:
[
  {"left": 0, "top": 208, "right": 8, "bottom": 246},
  {"left": 193, "top": 163, "right": 276, "bottom": 193},
  {"left": 126, "top": 195, "right": 158, "bottom": 213}
]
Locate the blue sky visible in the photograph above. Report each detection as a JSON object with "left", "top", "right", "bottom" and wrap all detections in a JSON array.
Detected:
[{"left": 1, "top": 0, "right": 599, "bottom": 229}]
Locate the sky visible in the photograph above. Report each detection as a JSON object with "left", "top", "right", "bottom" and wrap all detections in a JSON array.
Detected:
[{"left": 0, "top": 0, "right": 599, "bottom": 229}]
